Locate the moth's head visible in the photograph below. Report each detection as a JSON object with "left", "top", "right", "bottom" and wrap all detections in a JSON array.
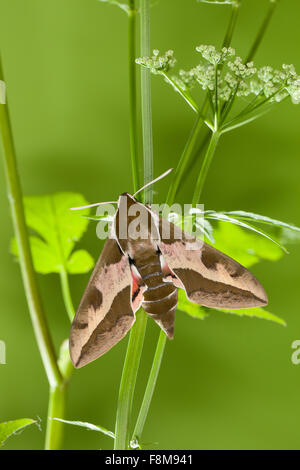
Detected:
[{"left": 118, "top": 192, "right": 137, "bottom": 207}]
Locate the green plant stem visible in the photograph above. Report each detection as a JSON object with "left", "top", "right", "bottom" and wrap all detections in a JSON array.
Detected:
[
  {"left": 222, "top": 1, "right": 240, "bottom": 48},
  {"left": 129, "top": 0, "right": 279, "bottom": 447},
  {"left": 192, "top": 130, "right": 221, "bottom": 206},
  {"left": 0, "top": 54, "right": 66, "bottom": 451},
  {"left": 246, "top": 0, "right": 278, "bottom": 63},
  {"left": 132, "top": 328, "right": 166, "bottom": 444},
  {"left": 129, "top": 2, "right": 242, "bottom": 447},
  {"left": 114, "top": 0, "right": 152, "bottom": 450},
  {"left": 45, "top": 382, "right": 68, "bottom": 450},
  {"left": 0, "top": 57, "right": 61, "bottom": 390},
  {"left": 45, "top": 268, "right": 76, "bottom": 449},
  {"left": 124, "top": 1, "right": 279, "bottom": 446},
  {"left": 128, "top": 1, "right": 140, "bottom": 193},
  {"left": 114, "top": 310, "right": 147, "bottom": 449},
  {"left": 59, "top": 267, "right": 76, "bottom": 322},
  {"left": 166, "top": 114, "right": 204, "bottom": 205},
  {"left": 140, "top": 0, "right": 153, "bottom": 203},
  {"left": 162, "top": 72, "right": 199, "bottom": 114}
]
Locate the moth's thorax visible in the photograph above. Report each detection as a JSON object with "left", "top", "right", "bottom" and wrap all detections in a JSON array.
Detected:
[{"left": 114, "top": 193, "right": 159, "bottom": 258}]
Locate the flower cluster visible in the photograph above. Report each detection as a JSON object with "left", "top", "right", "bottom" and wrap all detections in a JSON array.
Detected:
[
  {"left": 196, "top": 45, "right": 235, "bottom": 65},
  {"left": 249, "top": 64, "right": 300, "bottom": 103},
  {"left": 135, "top": 49, "right": 176, "bottom": 75},
  {"left": 137, "top": 45, "right": 300, "bottom": 109}
]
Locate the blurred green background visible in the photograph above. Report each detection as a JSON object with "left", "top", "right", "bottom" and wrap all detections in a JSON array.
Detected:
[{"left": 1, "top": 0, "right": 300, "bottom": 450}]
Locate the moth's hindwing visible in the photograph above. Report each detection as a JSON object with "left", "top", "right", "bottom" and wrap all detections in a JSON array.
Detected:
[
  {"left": 157, "top": 217, "right": 268, "bottom": 309},
  {"left": 69, "top": 237, "right": 137, "bottom": 368}
]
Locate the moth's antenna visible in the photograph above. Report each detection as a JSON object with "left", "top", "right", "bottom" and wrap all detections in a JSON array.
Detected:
[
  {"left": 133, "top": 168, "right": 173, "bottom": 198},
  {"left": 69, "top": 201, "right": 117, "bottom": 211}
]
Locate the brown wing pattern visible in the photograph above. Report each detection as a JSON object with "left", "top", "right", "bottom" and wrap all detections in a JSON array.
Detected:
[
  {"left": 69, "top": 238, "right": 135, "bottom": 368},
  {"left": 158, "top": 217, "right": 268, "bottom": 309}
]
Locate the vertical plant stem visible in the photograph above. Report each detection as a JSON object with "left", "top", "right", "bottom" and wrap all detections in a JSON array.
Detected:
[
  {"left": 166, "top": 114, "right": 203, "bottom": 205},
  {"left": 140, "top": 0, "right": 153, "bottom": 203},
  {"left": 45, "top": 383, "right": 68, "bottom": 450},
  {"left": 0, "top": 54, "right": 64, "bottom": 450},
  {"left": 128, "top": 1, "right": 140, "bottom": 193},
  {"left": 130, "top": 1, "right": 242, "bottom": 447},
  {"left": 114, "top": 310, "right": 148, "bottom": 450},
  {"left": 222, "top": 1, "right": 241, "bottom": 49},
  {"left": 132, "top": 328, "right": 166, "bottom": 443},
  {"left": 192, "top": 131, "right": 221, "bottom": 206},
  {"left": 59, "top": 267, "right": 76, "bottom": 322},
  {"left": 114, "top": 0, "right": 153, "bottom": 450},
  {"left": 246, "top": 0, "right": 278, "bottom": 63},
  {"left": 44, "top": 267, "right": 76, "bottom": 449},
  {"left": 0, "top": 57, "right": 61, "bottom": 389}
]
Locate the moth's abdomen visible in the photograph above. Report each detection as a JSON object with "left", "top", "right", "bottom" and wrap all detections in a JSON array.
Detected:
[{"left": 137, "top": 258, "right": 178, "bottom": 338}]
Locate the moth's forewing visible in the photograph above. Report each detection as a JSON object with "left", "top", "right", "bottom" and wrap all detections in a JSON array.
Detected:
[
  {"left": 157, "top": 217, "right": 268, "bottom": 309},
  {"left": 69, "top": 237, "right": 136, "bottom": 368}
]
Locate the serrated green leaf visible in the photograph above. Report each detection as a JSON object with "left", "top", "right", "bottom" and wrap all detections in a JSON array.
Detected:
[
  {"left": 67, "top": 250, "right": 94, "bottom": 274},
  {"left": 11, "top": 192, "right": 94, "bottom": 275},
  {"left": 207, "top": 222, "right": 283, "bottom": 268},
  {"left": 177, "top": 290, "right": 208, "bottom": 320},
  {"left": 11, "top": 236, "right": 58, "bottom": 274},
  {"left": 212, "top": 306, "right": 286, "bottom": 326},
  {"left": 205, "top": 211, "right": 288, "bottom": 252},
  {"left": 52, "top": 419, "right": 115, "bottom": 439},
  {"left": 221, "top": 210, "right": 300, "bottom": 234},
  {"left": 0, "top": 419, "right": 37, "bottom": 447},
  {"left": 178, "top": 290, "right": 285, "bottom": 326}
]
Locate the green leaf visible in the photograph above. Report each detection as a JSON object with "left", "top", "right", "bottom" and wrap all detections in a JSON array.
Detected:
[
  {"left": 52, "top": 419, "right": 115, "bottom": 440},
  {"left": 177, "top": 290, "right": 208, "bottom": 320},
  {"left": 66, "top": 250, "right": 94, "bottom": 274},
  {"left": 221, "top": 210, "right": 300, "bottom": 235},
  {"left": 0, "top": 419, "right": 37, "bottom": 447},
  {"left": 178, "top": 290, "right": 285, "bottom": 326},
  {"left": 212, "top": 306, "right": 286, "bottom": 326},
  {"left": 11, "top": 192, "right": 94, "bottom": 275},
  {"left": 205, "top": 210, "right": 288, "bottom": 253},
  {"left": 206, "top": 220, "right": 283, "bottom": 268}
]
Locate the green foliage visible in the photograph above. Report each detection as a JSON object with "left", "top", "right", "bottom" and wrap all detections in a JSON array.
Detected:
[
  {"left": 177, "top": 289, "right": 208, "bottom": 319},
  {"left": 178, "top": 287, "right": 285, "bottom": 326},
  {"left": 220, "top": 210, "right": 300, "bottom": 231},
  {"left": 211, "top": 223, "right": 283, "bottom": 267},
  {"left": 11, "top": 193, "right": 94, "bottom": 275},
  {"left": 213, "top": 306, "right": 286, "bottom": 326},
  {"left": 0, "top": 419, "right": 37, "bottom": 447},
  {"left": 52, "top": 419, "right": 115, "bottom": 440},
  {"left": 204, "top": 210, "right": 288, "bottom": 253},
  {"left": 171, "top": 207, "right": 300, "bottom": 267}
]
